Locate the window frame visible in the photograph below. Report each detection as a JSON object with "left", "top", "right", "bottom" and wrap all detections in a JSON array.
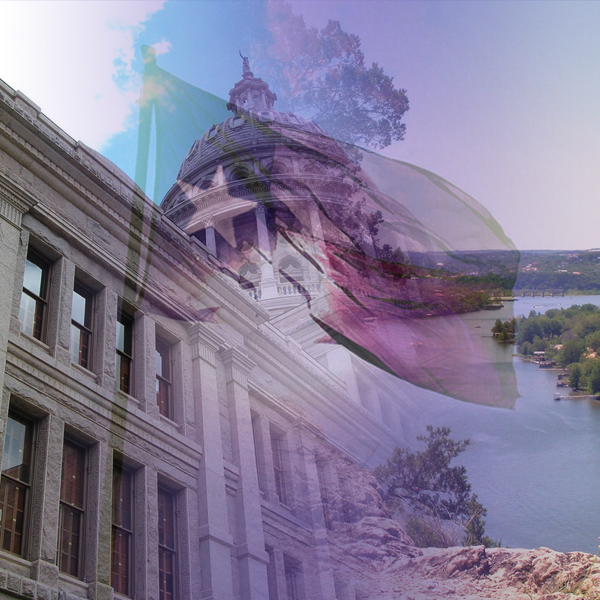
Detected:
[
  {"left": 316, "top": 461, "right": 332, "bottom": 530},
  {"left": 0, "top": 411, "right": 36, "bottom": 557},
  {"left": 155, "top": 336, "right": 174, "bottom": 421},
  {"left": 111, "top": 462, "right": 134, "bottom": 597},
  {"left": 58, "top": 438, "right": 88, "bottom": 579},
  {"left": 19, "top": 249, "right": 50, "bottom": 342},
  {"left": 116, "top": 306, "right": 134, "bottom": 396},
  {"left": 283, "top": 555, "right": 303, "bottom": 600},
  {"left": 270, "top": 429, "right": 288, "bottom": 506},
  {"left": 70, "top": 281, "right": 95, "bottom": 370},
  {"left": 157, "top": 486, "right": 178, "bottom": 600},
  {"left": 265, "top": 545, "right": 278, "bottom": 600}
]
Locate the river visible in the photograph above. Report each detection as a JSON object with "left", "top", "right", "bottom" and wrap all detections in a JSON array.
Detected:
[{"left": 393, "top": 295, "right": 600, "bottom": 554}]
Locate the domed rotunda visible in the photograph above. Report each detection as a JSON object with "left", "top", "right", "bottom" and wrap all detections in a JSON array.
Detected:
[{"left": 160, "top": 57, "right": 367, "bottom": 318}]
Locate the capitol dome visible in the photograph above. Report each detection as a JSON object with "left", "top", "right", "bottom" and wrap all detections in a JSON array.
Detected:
[
  {"left": 159, "top": 58, "right": 363, "bottom": 316},
  {"left": 161, "top": 57, "right": 349, "bottom": 206}
]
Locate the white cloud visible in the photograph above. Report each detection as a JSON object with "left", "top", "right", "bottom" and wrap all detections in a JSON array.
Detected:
[
  {"left": 0, "top": 0, "right": 167, "bottom": 149},
  {"left": 152, "top": 38, "right": 172, "bottom": 56}
]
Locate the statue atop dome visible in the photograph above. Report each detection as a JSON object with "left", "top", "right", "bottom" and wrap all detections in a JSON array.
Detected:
[{"left": 239, "top": 49, "right": 253, "bottom": 79}]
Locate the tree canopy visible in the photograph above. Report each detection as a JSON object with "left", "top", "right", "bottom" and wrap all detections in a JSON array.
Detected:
[
  {"left": 509, "top": 304, "right": 600, "bottom": 394},
  {"left": 257, "top": 2, "right": 409, "bottom": 150}
]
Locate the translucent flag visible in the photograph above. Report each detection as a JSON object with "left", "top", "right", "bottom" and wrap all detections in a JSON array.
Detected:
[{"left": 135, "top": 49, "right": 519, "bottom": 407}]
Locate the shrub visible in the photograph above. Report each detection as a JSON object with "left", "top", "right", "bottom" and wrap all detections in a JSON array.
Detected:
[{"left": 375, "top": 426, "right": 498, "bottom": 547}]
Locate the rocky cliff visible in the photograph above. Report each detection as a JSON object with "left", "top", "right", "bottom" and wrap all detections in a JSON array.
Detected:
[{"left": 319, "top": 449, "right": 600, "bottom": 599}]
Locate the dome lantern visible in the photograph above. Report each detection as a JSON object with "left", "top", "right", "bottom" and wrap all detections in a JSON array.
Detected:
[{"left": 227, "top": 52, "right": 277, "bottom": 114}]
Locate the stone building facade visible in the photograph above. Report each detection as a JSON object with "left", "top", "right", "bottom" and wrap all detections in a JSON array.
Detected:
[{"left": 0, "top": 67, "right": 404, "bottom": 600}]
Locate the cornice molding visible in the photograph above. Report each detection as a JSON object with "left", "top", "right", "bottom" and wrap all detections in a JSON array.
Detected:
[
  {"left": 293, "top": 417, "right": 323, "bottom": 451},
  {"left": 220, "top": 346, "right": 256, "bottom": 387},
  {"left": 0, "top": 115, "right": 266, "bottom": 328},
  {"left": 190, "top": 323, "right": 223, "bottom": 366},
  {"left": 0, "top": 173, "right": 38, "bottom": 227}
]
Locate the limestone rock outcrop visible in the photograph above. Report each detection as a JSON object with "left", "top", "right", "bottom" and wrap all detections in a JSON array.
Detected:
[{"left": 324, "top": 449, "right": 600, "bottom": 599}]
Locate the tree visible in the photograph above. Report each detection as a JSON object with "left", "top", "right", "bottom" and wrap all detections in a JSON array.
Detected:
[
  {"left": 586, "top": 330, "right": 600, "bottom": 352},
  {"left": 516, "top": 318, "right": 543, "bottom": 345},
  {"left": 559, "top": 339, "right": 587, "bottom": 368},
  {"left": 520, "top": 341, "right": 533, "bottom": 355},
  {"left": 569, "top": 364, "right": 582, "bottom": 390},
  {"left": 491, "top": 319, "right": 504, "bottom": 337},
  {"left": 375, "top": 426, "right": 494, "bottom": 546},
  {"left": 589, "top": 361, "right": 600, "bottom": 395},
  {"left": 492, "top": 318, "right": 515, "bottom": 344},
  {"left": 258, "top": 3, "right": 409, "bottom": 150}
]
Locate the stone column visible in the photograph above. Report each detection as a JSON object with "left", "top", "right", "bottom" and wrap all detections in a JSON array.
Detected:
[
  {"left": 325, "top": 346, "right": 360, "bottom": 404},
  {"left": 145, "top": 468, "right": 161, "bottom": 600},
  {"left": 0, "top": 174, "right": 37, "bottom": 394},
  {"left": 307, "top": 199, "right": 329, "bottom": 278},
  {"left": 221, "top": 347, "right": 269, "bottom": 600},
  {"left": 50, "top": 256, "right": 74, "bottom": 367},
  {"left": 202, "top": 216, "right": 218, "bottom": 257},
  {"left": 292, "top": 420, "right": 336, "bottom": 600},
  {"left": 252, "top": 413, "right": 279, "bottom": 504},
  {"left": 254, "top": 204, "right": 278, "bottom": 299},
  {"left": 98, "top": 288, "right": 119, "bottom": 392},
  {"left": 272, "top": 549, "right": 287, "bottom": 600},
  {"left": 29, "top": 414, "right": 64, "bottom": 588},
  {"left": 133, "top": 466, "right": 151, "bottom": 600},
  {"left": 190, "top": 324, "right": 234, "bottom": 600},
  {"left": 134, "top": 312, "right": 159, "bottom": 417},
  {"left": 86, "top": 440, "right": 114, "bottom": 600}
]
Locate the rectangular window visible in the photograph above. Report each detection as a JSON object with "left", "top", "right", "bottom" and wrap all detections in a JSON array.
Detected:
[
  {"left": 155, "top": 337, "right": 173, "bottom": 420},
  {"left": 71, "top": 282, "right": 94, "bottom": 369},
  {"left": 265, "top": 546, "right": 278, "bottom": 600},
  {"left": 58, "top": 440, "right": 86, "bottom": 578},
  {"left": 112, "top": 464, "right": 133, "bottom": 596},
  {"left": 251, "top": 412, "right": 265, "bottom": 492},
  {"left": 284, "top": 557, "right": 301, "bottom": 600},
  {"left": 19, "top": 250, "right": 49, "bottom": 341},
  {"left": 158, "top": 488, "right": 177, "bottom": 600},
  {"left": 116, "top": 308, "right": 134, "bottom": 395},
  {"left": 270, "top": 431, "right": 288, "bottom": 505},
  {"left": 316, "top": 462, "right": 332, "bottom": 530},
  {"left": 0, "top": 413, "right": 34, "bottom": 556}
]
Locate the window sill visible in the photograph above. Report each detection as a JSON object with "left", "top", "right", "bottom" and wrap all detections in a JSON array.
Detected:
[
  {"left": 158, "top": 413, "right": 181, "bottom": 431},
  {"left": 261, "top": 497, "right": 308, "bottom": 529},
  {"left": 0, "top": 550, "right": 32, "bottom": 577},
  {"left": 116, "top": 390, "right": 141, "bottom": 409},
  {"left": 58, "top": 571, "right": 89, "bottom": 595},
  {"left": 71, "top": 362, "right": 99, "bottom": 383},
  {"left": 19, "top": 332, "right": 51, "bottom": 353}
]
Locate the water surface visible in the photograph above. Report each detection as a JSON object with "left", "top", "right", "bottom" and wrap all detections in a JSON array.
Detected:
[{"left": 394, "top": 295, "right": 600, "bottom": 554}]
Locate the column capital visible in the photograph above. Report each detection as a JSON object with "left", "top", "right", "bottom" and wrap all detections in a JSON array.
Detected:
[
  {"left": 0, "top": 173, "right": 38, "bottom": 228},
  {"left": 190, "top": 323, "right": 222, "bottom": 367},
  {"left": 293, "top": 417, "right": 322, "bottom": 450},
  {"left": 200, "top": 215, "right": 215, "bottom": 228},
  {"left": 220, "top": 346, "right": 256, "bottom": 387},
  {"left": 254, "top": 202, "right": 266, "bottom": 215}
]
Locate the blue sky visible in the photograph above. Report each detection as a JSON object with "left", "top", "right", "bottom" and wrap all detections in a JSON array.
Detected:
[{"left": 1, "top": 0, "right": 599, "bottom": 250}]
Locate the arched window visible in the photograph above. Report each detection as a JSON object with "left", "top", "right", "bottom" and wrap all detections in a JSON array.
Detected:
[
  {"left": 239, "top": 263, "right": 261, "bottom": 289},
  {"left": 278, "top": 256, "right": 304, "bottom": 283},
  {"left": 229, "top": 165, "right": 253, "bottom": 183},
  {"left": 270, "top": 160, "right": 289, "bottom": 176}
]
